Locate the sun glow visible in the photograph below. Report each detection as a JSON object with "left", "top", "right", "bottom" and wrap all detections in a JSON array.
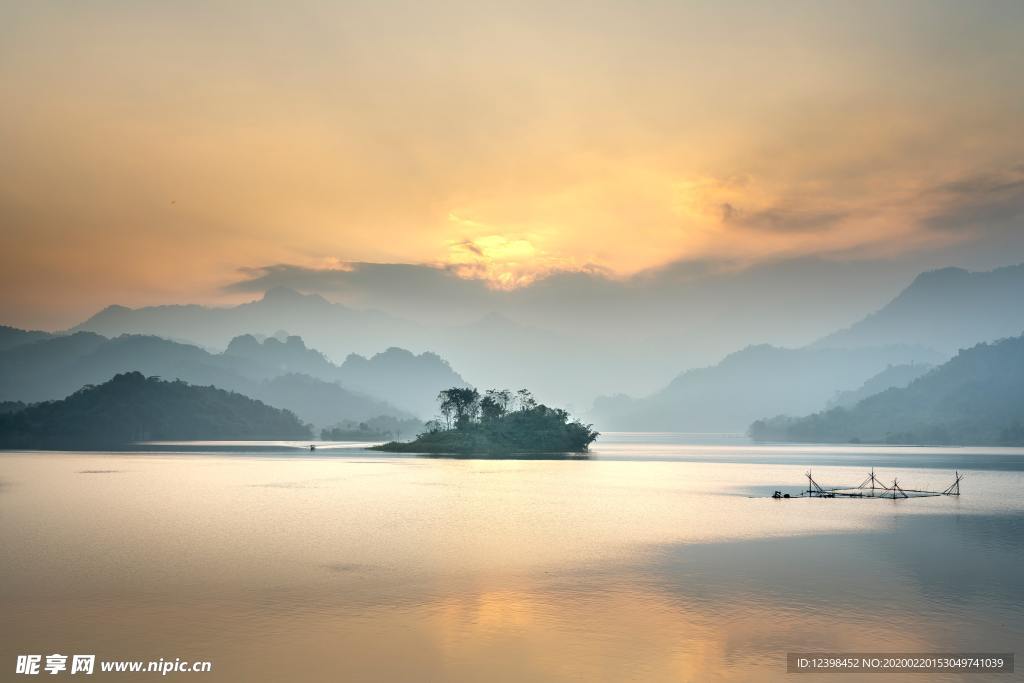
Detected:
[
  {"left": 444, "top": 212, "right": 587, "bottom": 289},
  {"left": 2, "top": 1, "right": 1022, "bottom": 325}
]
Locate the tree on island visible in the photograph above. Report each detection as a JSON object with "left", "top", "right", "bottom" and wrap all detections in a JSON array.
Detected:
[{"left": 374, "top": 387, "right": 598, "bottom": 454}]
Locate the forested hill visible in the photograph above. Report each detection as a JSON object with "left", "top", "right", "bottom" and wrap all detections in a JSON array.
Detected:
[
  {"left": 0, "top": 324, "right": 51, "bottom": 351},
  {"left": 750, "top": 335, "right": 1024, "bottom": 446},
  {"left": 0, "top": 372, "right": 311, "bottom": 449}
]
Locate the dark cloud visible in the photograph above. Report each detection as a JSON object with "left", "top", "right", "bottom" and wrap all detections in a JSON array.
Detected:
[
  {"left": 226, "top": 261, "right": 499, "bottom": 323},
  {"left": 924, "top": 168, "right": 1024, "bottom": 232},
  {"left": 229, "top": 262, "right": 483, "bottom": 298},
  {"left": 454, "top": 239, "right": 485, "bottom": 257},
  {"left": 720, "top": 202, "right": 848, "bottom": 233}
]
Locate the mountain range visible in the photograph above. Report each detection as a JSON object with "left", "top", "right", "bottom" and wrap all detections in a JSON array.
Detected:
[
  {"left": 815, "top": 264, "right": 1024, "bottom": 352},
  {"left": 750, "top": 335, "right": 1024, "bottom": 445},
  {"left": 826, "top": 363, "right": 934, "bottom": 410},
  {"left": 4, "top": 261, "right": 1023, "bottom": 438},
  {"left": 71, "top": 287, "right": 631, "bottom": 408},
  {"left": 591, "top": 263, "right": 1024, "bottom": 431},
  {"left": 0, "top": 331, "right": 466, "bottom": 427},
  {"left": 591, "top": 344, "right": 943, "bottom": 432},
  {"left": 0, "top": 325, "right": 51, "bottom": 351}
]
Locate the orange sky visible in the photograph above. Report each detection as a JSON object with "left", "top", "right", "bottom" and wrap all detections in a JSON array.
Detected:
[{"left": 2, "top": 1, "right": 1023, "bottom": 327}]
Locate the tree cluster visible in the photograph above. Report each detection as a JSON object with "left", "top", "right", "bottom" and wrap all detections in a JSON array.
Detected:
[{"left": 375, "top": 387, "right": 598, "bottom": 454}]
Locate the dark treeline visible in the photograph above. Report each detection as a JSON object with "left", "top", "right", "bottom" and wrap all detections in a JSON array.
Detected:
[
  {"left": 0, "top": 401, "right": 26, "bottom": 415},
  {"left": 0, "top": 371, "right": 311, "bottom": 449},
  {"left": 375, "top": 388, "right": 598, "bottom": 454},
  {"left": 750, "top": 335, "right": 1024, "bottom": 446},
  {"left": 321, "top": 415, "right": 424, "bottom": 441}
]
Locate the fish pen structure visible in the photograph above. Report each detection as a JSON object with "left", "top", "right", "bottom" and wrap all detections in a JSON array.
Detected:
[{"left": 772, "top": 468, "right": 963, "bottom": 500}]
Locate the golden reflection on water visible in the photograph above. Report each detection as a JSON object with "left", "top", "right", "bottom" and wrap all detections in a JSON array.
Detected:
[{"left": 1, "top": 449, "right": 1022, "bottom": 681}]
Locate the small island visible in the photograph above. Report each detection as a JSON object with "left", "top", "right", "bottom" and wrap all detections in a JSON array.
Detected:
[{"left": 373, "top": 388, "right": 598, "bottom": 455}]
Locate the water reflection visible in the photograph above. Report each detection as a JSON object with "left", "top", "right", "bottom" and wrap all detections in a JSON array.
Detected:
[{"left": 1, "top": 446, "right": 1022, "bottom": 682}]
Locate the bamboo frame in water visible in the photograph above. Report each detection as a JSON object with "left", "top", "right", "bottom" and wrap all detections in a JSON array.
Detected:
[{"left": 771, "top": 468, "right": 963, "bottom": 500}]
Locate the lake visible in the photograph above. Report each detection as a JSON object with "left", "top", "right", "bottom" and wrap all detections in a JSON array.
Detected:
[{"left": 2, "top": 434, "right": 1022, "bottom": 681}]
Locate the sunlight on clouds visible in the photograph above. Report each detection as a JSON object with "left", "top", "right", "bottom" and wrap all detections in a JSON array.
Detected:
[
  {"left": 446, "top": 230, "right": 555, "bottom": 289},
  {"left": 673, "top": 175, "right": 772, "bottom": 224},
  {"left": 1, "top": 0, "right": 1023, "bottom": 324}
]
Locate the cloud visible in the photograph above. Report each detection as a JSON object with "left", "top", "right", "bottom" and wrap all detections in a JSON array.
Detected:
[
  {"left": 720, "top": 202, "right": 849, "bottom": 233},
  {"left": 3, "top": 2, "right": 1024, "bottom": 330},
  {"left": 225, "top": 262, "right": 500, "bottom": 323},
  {"left": 221, "top": 252, "right": 916, "bottom": 334},
  {"left": 923, "top": 168, "right": 1024, "bottom": 233},
  {"left": 228, "top": 261, "right": 485, "bottom": 297}
]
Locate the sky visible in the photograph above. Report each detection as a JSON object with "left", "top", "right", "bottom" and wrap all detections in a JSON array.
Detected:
[{"left": 2, "top": 0, "right": 1024, "bottom": 329}]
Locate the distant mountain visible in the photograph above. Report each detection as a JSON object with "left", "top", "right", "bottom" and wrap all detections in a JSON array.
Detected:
[
  {"left": 0, "top": 325, "right": 52, "bottom": 351},
  {"left": 0, "top": 332, "right": 251, "bottom": 404},
  {"left": 815, "top": 264, "right": 1024, "bottom": 352},
  {"left": 591, "top": 344, "right": 942, "bottom": 432},
  {"left": 252, "top": 373, "right": 413, "bottom": 427},
  {"left": 592, "top": 262, "right": 1024, "bottom": 431},
  {"left": 826, "top": 363, "right": 934, "bottom": 409},
  {"left": 0, "top": 371, "right": 312, "bottom": 449},
  {"left": 0, "top": 333, "right": 412, "bottom": 427},
  {"left": 750, "top": 335, "right": 1024, "bottom": 445},
  {"left": 70, "top": 290, "right": 616, "bottom": 408},
  {"left": 72, "top": 287, "right": 421, "bottom": 357},
  {"left": 338, "top": 347, "right": 467, "bottom": 417},
  {"left": 223, "top": 333, "right": 341, "bottom": 379}
]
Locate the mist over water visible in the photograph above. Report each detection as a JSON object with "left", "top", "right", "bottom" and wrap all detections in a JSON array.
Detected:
[{"left": 2, "top": 435, "right": 1021, "bottom": 682}]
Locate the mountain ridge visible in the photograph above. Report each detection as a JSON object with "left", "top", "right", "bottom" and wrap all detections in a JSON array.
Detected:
[
  {"left": 815, "top": 263, "right": 1024, "bottom": 352},
  {"left": 750, "top": 335, "right": 1024, "bottom": 445},
  {"left": 0, "top": 331, "right": 461, "bottom": 425}
]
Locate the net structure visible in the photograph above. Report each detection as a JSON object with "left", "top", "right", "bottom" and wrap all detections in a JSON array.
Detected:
[{"left": 784, "top": 468, "right": 963, "bottom": 500}]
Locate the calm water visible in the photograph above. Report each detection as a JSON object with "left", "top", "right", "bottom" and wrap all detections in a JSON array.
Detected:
[{"left": 2, "top": 435, "right": 1023, "bottom": 681}]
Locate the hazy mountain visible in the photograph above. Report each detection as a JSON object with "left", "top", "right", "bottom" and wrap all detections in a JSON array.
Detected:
[
  {"left": 0, "top": 371, "right": 311, "bottom": 448},
  {"left": 338, "top": 347, "right": 467, "bottom": 418},
  {"left": 591, "top": 344, "right": 942, "bottom": 432},
  {"left": 252, "top": 373, "right": 413, "bottom": 428},
  {"left": 0, "top": 332, "right": 249, "bottom": 404},
  {"left": 55, "top": 261, "right": 1024, "bottom": 411},
  {"left": 0, "top": 325, "right": 52, "bottom": 351},
  {"left": 0, "top": 328, "right": 468, "bottom": 425},
  {"left": 826, "top": 363, "right": 934, "bottom": 409},
  {"left": 70, "top": 290, "right": 621, "bottom": 407},
  {"left": 591, "top": 263, "right": 1024, "bottom": 431},
  {"left": 63, "top": 258, "right": 929, "bottom": 407},
  {"left": 815, "top": 264, "right": 1024, "bottom": 352},
  {"left": 223, "top": 333, "right": 341, "bottom": 380},
  {"left": 219, "top": 334, "right": 464, "bottom": 417},
  {"left": 431, "top": 312, "right": 618, "bottom": 414},
  {"left": 73, "top": 286, "right": 421, "bottom": 357},
  {"left": 750, "top": 335, "right": 1024, "bottom": 445},
  {"left": 0, "top": 333, "right": 413, "bottom": 428}
]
